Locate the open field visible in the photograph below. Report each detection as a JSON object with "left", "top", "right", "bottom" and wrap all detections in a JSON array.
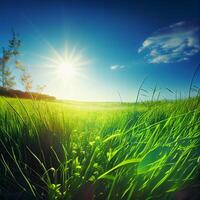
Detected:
[{"left": 0, "top": 97, "right": 200, "bottom": 199}]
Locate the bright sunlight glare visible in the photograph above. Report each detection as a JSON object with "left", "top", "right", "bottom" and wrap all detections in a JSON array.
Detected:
[
  {"left": 54, "top": 46, "right": 90, "bottom": 82},
  {"left": 33, "top": 43, "right": 92, "bottom": 99},
  {"left": 57, "top": 62, "right": 76, "bottom": 79},
  {"left": 40, "top": 45, "right": 91, "bottom": 85}
]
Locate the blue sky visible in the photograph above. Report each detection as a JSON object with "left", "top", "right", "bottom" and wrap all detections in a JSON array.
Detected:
[{"left": 0, "top": 0, "right": 200, "bottom": 101}]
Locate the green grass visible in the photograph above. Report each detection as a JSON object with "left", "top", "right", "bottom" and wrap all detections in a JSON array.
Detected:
[{"left": 0, "top": 97, "right": 200, "bottom": 199}]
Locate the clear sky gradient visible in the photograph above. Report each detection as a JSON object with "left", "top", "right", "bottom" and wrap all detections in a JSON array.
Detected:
[{"left": 0, "top": 0, "right": 200, "bottom": 102}]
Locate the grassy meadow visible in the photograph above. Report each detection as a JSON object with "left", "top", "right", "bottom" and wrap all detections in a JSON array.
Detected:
[{"left": 0, "top": 97, "right": 200, "bottom": 199}]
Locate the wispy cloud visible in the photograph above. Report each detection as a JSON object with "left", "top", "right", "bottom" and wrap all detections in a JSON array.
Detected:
[
  {"left": 138, "top": 21, "right": 200, "bottom": 64},
  {"left": 110, "top": 65, "right": 125, "bottom": 70}
]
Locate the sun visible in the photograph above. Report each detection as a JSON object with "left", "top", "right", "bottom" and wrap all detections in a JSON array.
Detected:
[
  {"left": 41, "top": 45, "right": 90, "bottom": 84},
  {"left": 54, "top": 50, "right": 85, "bottom": 82},
  {"left": 57, "top": 62, "right": 76, "bottom": 79}
]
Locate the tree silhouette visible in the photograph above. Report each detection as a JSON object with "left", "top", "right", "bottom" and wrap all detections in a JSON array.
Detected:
[
  {"left": 21, "top": 70, "right": 33, "bottom": 91},
  {"left": 0, "top": 31, "right": 21, "bottom": 89}
]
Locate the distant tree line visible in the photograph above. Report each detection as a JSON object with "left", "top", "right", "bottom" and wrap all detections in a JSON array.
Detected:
[
  {"left": 0, "top": 86, "right": 55, "bottom": 100},
  {"left": 0, "top": 30, "right": 55, "bottom": 100}
]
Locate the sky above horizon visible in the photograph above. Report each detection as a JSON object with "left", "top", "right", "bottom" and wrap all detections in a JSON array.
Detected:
[{"left": 0, "top": 0, "right": 200, "bottom": 102}]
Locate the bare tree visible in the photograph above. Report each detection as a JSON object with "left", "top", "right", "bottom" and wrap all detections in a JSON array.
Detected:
[
  {"left": 36, "top": 85, "right": 46, "bottom": 93},
  {"left": 15, "top": 59, "right": 33, "bottom": 92},
  {"left": 21, "top": 70, "right": 33, "bottom": 91},
  {"left": 0, "top": 48, "right": 15, "bottom": 88},
  {"left": 0, "top": 31, "right": 21, "bottom": 89}
]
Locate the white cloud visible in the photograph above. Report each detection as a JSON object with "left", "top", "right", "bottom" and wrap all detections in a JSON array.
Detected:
[
  {"left": 150, "top": 55, "right": 170, "bottom": 64},
  {"left": 110, "top": 65, "right": 125, "bottom": 70},
  {"left": 138, "top": 21, "right": 200, "bottom": 64}
]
